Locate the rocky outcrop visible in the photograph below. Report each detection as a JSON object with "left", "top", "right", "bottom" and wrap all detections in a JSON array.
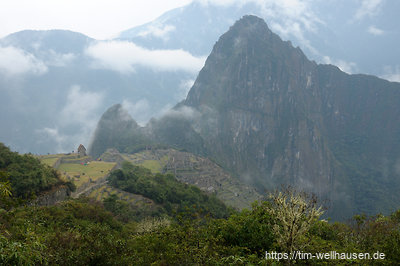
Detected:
[
  {"left": 90, "top": 16, "right": 400, "bottom": 219},
  {"left": 30, "top": 185, "right": 71, "bottom": 206}
]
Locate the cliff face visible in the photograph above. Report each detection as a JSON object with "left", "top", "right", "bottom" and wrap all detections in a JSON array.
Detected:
[
  {"left": 182, "top": 15, "right": 400, "bottom": 218},
  {"left": 183, "top": 15, "right": 340, "bottom": 213},
  {"left": 90, "top": 16, "right": 400, "bottom": 219}
]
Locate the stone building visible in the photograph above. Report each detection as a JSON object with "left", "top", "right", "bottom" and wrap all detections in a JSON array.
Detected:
[{"left": 77, "top": 144, "right": 87, "bottom": 157}]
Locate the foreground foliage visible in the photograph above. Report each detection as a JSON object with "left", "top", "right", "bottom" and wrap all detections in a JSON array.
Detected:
[
  {"left": 0, "top": 143, "right": 72, "bottom": 204},
  {"left": 1, "top": 144, "right": 400, "bottom": 264},
  {"left": 1, "top": 196, "right": 399, "bottom": 264}
]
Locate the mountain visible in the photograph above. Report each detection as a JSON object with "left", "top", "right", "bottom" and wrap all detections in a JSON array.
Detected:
[
  {"left": 1, "top": 1, "right": 399, "bottom": 155},
  {"left": 0, "top": 30, "right": 196, "bottom": 154},
  {"left": 1, "top": 29, "right": 92, "bottom": 55},
  {"left": 120, "top": 0, "right": 400, "bottom": 78},
  {"left": 90, "top": 15, "right": 400, "bottom": 219},
  {"left": 89, "top": 104, "right": 150, "bottom": 159}
]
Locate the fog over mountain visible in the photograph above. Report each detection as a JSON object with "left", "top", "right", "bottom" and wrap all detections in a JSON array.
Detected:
[{"left": 1, "top": 0, "right": 399, "bottom": 154}]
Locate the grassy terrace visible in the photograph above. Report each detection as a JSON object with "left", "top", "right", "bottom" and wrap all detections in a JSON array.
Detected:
[
  {"left": 121, "top": 151, "right": 169, "bottom": 173},
  {"left": 40, "top": 157, "right": 60, "bottom": 167},
  {"left": 58, "top": 161, "right": 116, "bottom": 188},
  {"left": 37, "top": 153, "right": 87, "bottom": 166}
]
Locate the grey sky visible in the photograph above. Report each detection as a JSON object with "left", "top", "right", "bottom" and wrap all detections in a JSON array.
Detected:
[{"left": 0, "top": 0, "right": 191, "bottom": 39}]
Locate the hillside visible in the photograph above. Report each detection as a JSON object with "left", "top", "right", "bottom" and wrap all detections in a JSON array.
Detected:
[
  {"left": 100, "top": 148, "right": 261, "bottom": 209},
  {"left": 0, "top": 143, "right": 72, "bottom": 204},
  {"left": 90, "top": 15, "right": 400, "bottom": 220},
  {"left": 3, "top": 143, "right": 400, "bottom": 264}
]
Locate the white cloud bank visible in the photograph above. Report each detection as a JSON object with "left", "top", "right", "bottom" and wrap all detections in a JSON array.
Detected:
[
  {"left": 0, "top": 46, "right": 47, "bottom": 76},
  {"left": 137, "top": 23, "right": 176, "bottom": 40},
  {"left": 85, "top": 41, "right": 206, "bottom": 74}
]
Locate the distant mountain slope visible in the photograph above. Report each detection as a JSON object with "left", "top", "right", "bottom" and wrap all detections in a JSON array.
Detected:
[
  {"left": 1, "top": 1, "right": 399, "bottom": 155},
  {"left": 90, "top": 15, "right": 400, "bottom": 220},
  {"left": 1, "top": 29, "right": 93, "bottom": 55},
  {"left": 119, "top": 0, "right": 400, "bottom": 78},
  {"left": 0, "top": 30, "right": 196, "bottom": 154}
]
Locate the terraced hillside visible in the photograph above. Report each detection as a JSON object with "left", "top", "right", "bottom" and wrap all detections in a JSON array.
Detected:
[
  {"left": 38, "top": 148, "right": 260, "bottom": 210},
  {"left": 101, "top": 148, "right": 262, "bottom": 209},
  {"left": 37, "top": 152, "right": 157, "bottom": 212}
]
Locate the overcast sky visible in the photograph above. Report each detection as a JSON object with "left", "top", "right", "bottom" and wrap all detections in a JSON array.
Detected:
[{"left": 0, "top": 0, "right": 192, "bottom": 39}]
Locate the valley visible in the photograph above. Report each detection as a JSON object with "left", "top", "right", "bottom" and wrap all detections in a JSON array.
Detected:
[{"left": 1, "top": 2, "right": 400, "bottom": 263}]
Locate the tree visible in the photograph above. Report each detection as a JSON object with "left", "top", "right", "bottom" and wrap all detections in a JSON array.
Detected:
[
  {"left": 0, "top": 170, "right": 12, "bottom": 200},
  {"left": 267, "top": 186, "right": 323, "bottom": 263}
]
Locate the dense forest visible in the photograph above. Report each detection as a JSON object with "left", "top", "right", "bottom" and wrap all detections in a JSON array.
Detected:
[
  {"left": 0, "top": 143, "right": 74, "bottom": 206},
  {"left": 1, "top": 143, "right": 400, "bottom": 264}
]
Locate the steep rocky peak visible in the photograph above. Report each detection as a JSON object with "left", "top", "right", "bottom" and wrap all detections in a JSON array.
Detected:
[
  {"left": 100, "top": 104, "right": 138, "bottom": 128},
  {"left": 185, "top": 15, "right": 311, "bottom": 109},
  {"left": 228, "top": 15, "right": 271, "bottom": 34}
]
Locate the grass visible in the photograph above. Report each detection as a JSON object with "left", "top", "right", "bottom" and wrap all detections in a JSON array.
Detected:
[
  {"left": 40, "top": 157, "right": 60, "bottom": 167},
  {"left": 140, "top": 160, "right": 162, "bottom": 173},
  {"left": 62, "top": 156, "right": 91, "bottom": 163},
  {"left": 57, "top": 161, "right": 116, "bottom": 189},
  {"left": 37, "top": 153, "right": 88, "bottom": 167},
  {"left": 121, "top": 151, "right": 169, "bottom": 173}
]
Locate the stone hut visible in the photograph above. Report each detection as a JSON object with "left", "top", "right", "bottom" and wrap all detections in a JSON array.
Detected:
[{"left": 77, "top": 144, "right": 87, "bottom": 157}]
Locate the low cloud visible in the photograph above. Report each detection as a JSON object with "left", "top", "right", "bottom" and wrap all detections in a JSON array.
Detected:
[
  {"left": 39, "top": 85, "right": 105, "bottom": 153},
  {"left": 367, "top": 25, "right": 384, "bottom": 35},
  {"left": 61, "top": 85, "right": 104, "bottom": 126},
  {"left": 45, "top": 50, "right": 76, "bottom": 67},
  {"left": 122, "top": 99, "right": 151, "bottom": 126},
  {"left": 164, "top": 105, "right": 200, "bottom": 121},
  {"left": 354, "top": 0, "right": 383, "bottom": 20},
  {"left": 323, "top": 56, "right": 357, "bottom": 74},
  {"left": 85, "top": 40, "right": 206, "bottom": 74},
  {"left": 381, "top": 66, "right": 400, "bottom": 82},
  {"left": 0, "top": 46, "right": 47, "bottom": 76},
  {"left": 137, "top": 23, "right": 176, "bottom": 40},
  {"left": 177, "top": 79, "right": 195, "bottom": 100},
  {"left": 197, "top": 0, "right": 323, "bottom": 56},
  {"left": 37, "top": 127, "right": 67, "bottom": 153}
]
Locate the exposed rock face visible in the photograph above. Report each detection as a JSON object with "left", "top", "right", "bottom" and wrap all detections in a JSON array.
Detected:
[
  {"left": 182, "top": 16, "right": 400, "bottom": 218},
  {"left": 90, "top": 16, "right": 400, "bottom": 219},
  {"left": 30, "top": 186, "right": 71, "bottom": 206},
  {"left": 183, "top": 15, "right": 339, "bottom": 213}
]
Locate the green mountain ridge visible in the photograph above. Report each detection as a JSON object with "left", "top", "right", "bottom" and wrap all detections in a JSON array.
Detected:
[{"left": 100, "top": 148, "right": 261, "bottom": 209}]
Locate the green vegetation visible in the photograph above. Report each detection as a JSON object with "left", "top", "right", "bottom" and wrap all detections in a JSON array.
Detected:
[
  {"left": 0, "top": 143, "right": 71, "bottom": 202},
  {"left": 1, "top": 189, "right": 400, "bottom": 264},
  {"left": 108, "top": 161, "right": 231, "bottom": 219},
  {"left": 2, "top": 144, "right": 400, "bottom": 264},
  {"left": 58, "top": 161, "right": 115, "bottom": 188},
  {"left": 38, "top": 156, "right": 60, "bottom": 167}
]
